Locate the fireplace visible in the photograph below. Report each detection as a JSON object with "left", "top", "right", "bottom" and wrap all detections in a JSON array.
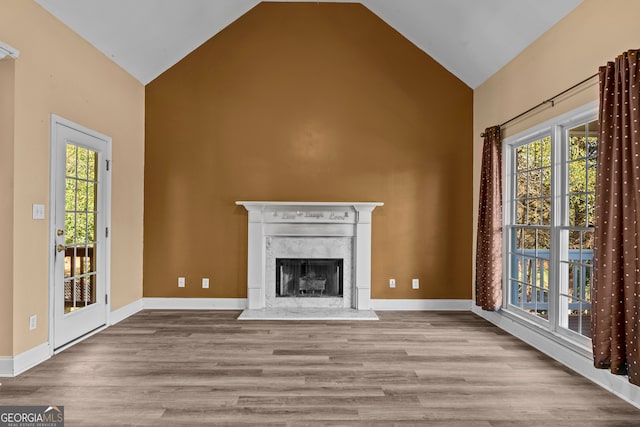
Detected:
[
  {"left": 236, "top": 201, "right": 383, "bottom": 311},
  {"left": 276, "top": 258, "right": 344, "bottom": 298},
  {"left": 265, "top": 236, "right": 352, "bottom": 308}
]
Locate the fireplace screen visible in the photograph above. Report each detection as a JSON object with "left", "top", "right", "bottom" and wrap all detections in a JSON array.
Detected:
[{"left": 276, "top": 258, "right": 343, "bottom": 297}]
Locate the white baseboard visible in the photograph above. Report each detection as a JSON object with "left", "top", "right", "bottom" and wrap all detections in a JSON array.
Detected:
[
  {"left": 0, "top": 357, "right": 12, "bottom": 377},
  {"left": 110, "top": 299, "right": 143, "bottom": 325},
  {"left": 141, "top": 298, "right": 472, "bottom": 311},
  {"left": 372, "top": 299, "right": 472, "bottom": 311},
  {"left": 472, "top": 306, "right": 640, "bottom": 410},
  {"left": 6, "top": 342, "right": 51, "bottom": 377},
  {"left": 143, "top": 298, "right": 247, "bottom": 310}
]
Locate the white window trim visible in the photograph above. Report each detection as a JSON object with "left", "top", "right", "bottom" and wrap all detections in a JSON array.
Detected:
[{"left": 502, "top": 100, "right": 598, "bottom": 353}]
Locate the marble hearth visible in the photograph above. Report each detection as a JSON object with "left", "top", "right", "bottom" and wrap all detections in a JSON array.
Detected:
[{"left": 236, "top": 201, "right": 383, "bottom": 314}]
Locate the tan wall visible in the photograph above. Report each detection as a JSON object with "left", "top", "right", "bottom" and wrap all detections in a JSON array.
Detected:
[
  {"left": 145, "top": 3, "right": 473, "bottom": 300},
  {"left": 0, "top": 59, "right": 15, "bottom": 356},
  {"left": 473, "top": 0, "right": 640, "bottom": 291},
  {"left": 0, "top": 1, "right": 145, "bottom": 355}
]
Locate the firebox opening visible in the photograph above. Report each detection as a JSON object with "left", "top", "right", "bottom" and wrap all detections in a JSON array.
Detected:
[{"left": 276, "top": 258, "right": 343, "bottom": 298}]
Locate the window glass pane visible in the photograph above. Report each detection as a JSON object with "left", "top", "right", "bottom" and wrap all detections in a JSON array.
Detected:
[
  {"left": 569, "top": 124, "right": 588, "bottom": 160},
  {"left": 527, "top": 199, "right": 540, "bottom": 225},
  {"left": 584, "top": 266, "right": 593, "bottom": 304},
  {"left": 586, "top": 120, "right": 598, "bottom": 157},
  {"left": 516, "top": 201, "right": 527, "bottom": 224},
  {"left": 538, "top": 290, "right": 549, "bottom": 320},
  {"left": 568, "top": 231, "right": 581, "bottom": 254},
  {"left": 586, "top": 194, "right": 595, "bottom": 227},
  {"left": 528, "top": 170, "right": 541, "bottom": 198},
  {"left": 512, "top": 227, "right": 525, "bottom": 252},
  {"left": 582, "top": 230, "right": 594, "bottom": 251},
  {"left": 537, "top": 229, "right": 551, "bottom": 251},
  {"left": 536, "top": 259, "right": 549, "bottom": 292},
  {"left": 562, "top": 295, "right": 592, "bottom": 338},
  {"left": 541, "top": 169, "right": 551, "bottom": 197},
  {"left": 511, "top": 255, "right": 521, "bottom": 281},
  {"left": 530, "top": 140, "right": 542, "bottom": 168},
  {"left": 523, "top": 229, "right": 536, "bottom": 250},
  {"left": 587, "top": 160, "right": 596, "bottom": 192},
  {"left": 568, "top": 160, "right": 587, "bottom": 193},
  {"left": 525, "top": 283, "right": 535, "bottom": 305},
  {"left": 516, "top": 172, "right": 527, "bottom": 199},
  {"left": 569, "top": 194, "right": 586, "bottom": 227},
  {"left": 540, "top": 138, "right": 551, "bottom": 167},
  {"left": 541, "top": 199, "right": 551, "bottom": 225},
  {"left": 540, "top": 260, "right": 549, "bottom": 289},
  {"left": 510, "top": 279, "right": 523, "bottom": 306},
  {"left": 516, "top": 146, "right": 527, "bottom": 171}
]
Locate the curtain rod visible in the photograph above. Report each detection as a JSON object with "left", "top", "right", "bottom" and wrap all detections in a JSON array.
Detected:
[{"left": 480, "top": 72, "right": 599, "bottom": 137}]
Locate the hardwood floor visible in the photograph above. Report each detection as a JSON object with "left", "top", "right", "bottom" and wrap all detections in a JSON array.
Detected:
[{"left": 1, "top": 310, "right": 638, "bottom": 426}]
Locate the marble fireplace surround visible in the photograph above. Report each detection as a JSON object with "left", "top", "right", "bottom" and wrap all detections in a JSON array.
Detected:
[{"left": 236, "top": 201, "right": 383, "bottom": 311}]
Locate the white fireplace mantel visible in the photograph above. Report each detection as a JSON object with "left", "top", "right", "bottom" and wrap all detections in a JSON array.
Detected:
[{"left": 236, "top": 201, "right": 383, "bottom": 310}]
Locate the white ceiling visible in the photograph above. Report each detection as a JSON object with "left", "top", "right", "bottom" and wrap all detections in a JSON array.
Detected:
[{"left": 34, "top": 0, "right": 583, "bottom": 88}]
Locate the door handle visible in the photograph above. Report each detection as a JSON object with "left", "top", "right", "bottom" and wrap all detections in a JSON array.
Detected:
[{"left": 56, "top": 244, "right": 65, "bottom": 253}]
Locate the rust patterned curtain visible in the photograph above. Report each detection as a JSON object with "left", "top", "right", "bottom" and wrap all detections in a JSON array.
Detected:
[
  {"left": 476, "top": 126, "right": 503, "bottom": 311},
  {"left": 592, "top": 49, "right": 640, "bottom": 386}
]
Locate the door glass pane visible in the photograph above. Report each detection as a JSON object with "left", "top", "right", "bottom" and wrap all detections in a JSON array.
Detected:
[
  {"left": 66, "top": 144, "right": 76, "bottom": 176},
  {"left": 65, "top": 178, "right": 76, "bottom": 211},
  {"left": 64, "top": 143, "right": 99, "bottom": 314},
  {"left": 87, "top": 151, "right": 97, "bottom": 180},
  {"left": 76, "top": 180, "right": 88, "bottom": 211},
  {"left": 75, "top": 213, "right": 87, "bottom": 243},
  {"left": 76, "top": 147, "right": 88, "bottom": 180},
  {"left": 87, "top": 183, "right": 96, "bottom": 212}
]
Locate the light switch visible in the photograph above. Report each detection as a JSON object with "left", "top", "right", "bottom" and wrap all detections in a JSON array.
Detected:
[
  {"left": 32, "top": 204, "right": 45, "bottom": 220},
  {"left": 29, "top": 314, "right": 37, "bottom": 330},
  {"left": 202, "top": 278, "right": 209, "bottom": 289}
]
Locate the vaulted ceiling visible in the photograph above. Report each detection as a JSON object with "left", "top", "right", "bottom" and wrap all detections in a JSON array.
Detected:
[{"left": 34, "top": 0, "right": 583, "bottom": 88}]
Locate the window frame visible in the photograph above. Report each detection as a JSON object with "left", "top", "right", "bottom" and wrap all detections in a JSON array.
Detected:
[{"left": 503, "top": 101, "right": 598, "bottom": 350}]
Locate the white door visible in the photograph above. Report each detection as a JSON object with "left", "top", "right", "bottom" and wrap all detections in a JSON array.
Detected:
[{"left": 51, "top": 116, "right": 110, "bottom": 349}]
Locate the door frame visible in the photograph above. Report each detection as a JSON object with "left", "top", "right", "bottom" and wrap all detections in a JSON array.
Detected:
[{"left": 48, "top": 114, "right": 112, "bottom": 353}]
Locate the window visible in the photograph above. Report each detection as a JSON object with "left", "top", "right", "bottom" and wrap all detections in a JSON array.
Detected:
[
  {"left": 505, "top": 103, "right": 597, "bottom": 348},
  {"left": 510, "top": 136, "right": 552, "bottom": 321}
]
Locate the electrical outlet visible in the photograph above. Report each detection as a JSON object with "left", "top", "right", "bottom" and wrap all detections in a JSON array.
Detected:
[
  {"left": 29, "top": 314, "right": 37, "bottom": 330},
  {"left": 412, "top": 278, "right": 419, "bottom": 289},
  {"left": 202, "top": 278, "right": 209, "bottom": 289},
  {"left": 389, "top": 278, "right": 396, "bottom": 288},
  {"left": 178, "top": 277, "right": 185, "bottom": 288}
]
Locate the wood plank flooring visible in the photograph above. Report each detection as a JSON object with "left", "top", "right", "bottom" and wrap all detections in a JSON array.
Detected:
[{"left": 0, "top": 310, "right": 638, "bottom": 426}]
